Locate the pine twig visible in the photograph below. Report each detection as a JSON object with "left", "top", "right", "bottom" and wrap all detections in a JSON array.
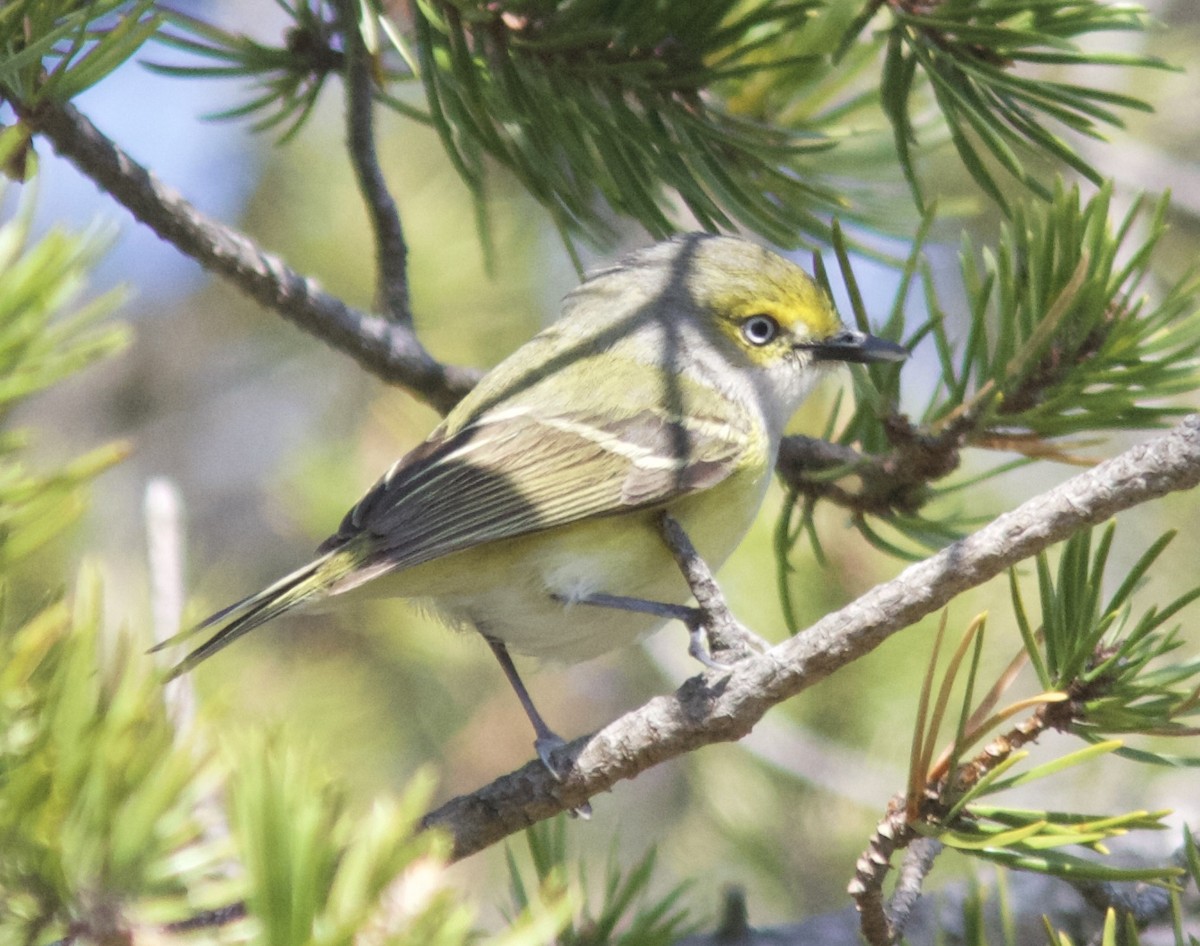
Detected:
[
  {"left": 17, "top": 98, "right": 478, "bottom": 414},
  {"left": 851, "top": 695, "right": 1067, "bottom": 945},
  {"left": 1075, "top": 878, "right": 1174, "bottom": 930},
  {"left": 849, "top": 637, "right": 1153, "bottom": 946}
]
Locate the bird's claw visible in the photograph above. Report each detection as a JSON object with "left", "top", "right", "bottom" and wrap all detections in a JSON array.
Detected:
[{"left": 534, "top": 735, "right": 592, "bottom": 819}]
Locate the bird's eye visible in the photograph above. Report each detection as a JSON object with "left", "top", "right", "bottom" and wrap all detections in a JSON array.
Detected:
[{"left": 741, "top": 314, "right": 780, "bottom": 347}]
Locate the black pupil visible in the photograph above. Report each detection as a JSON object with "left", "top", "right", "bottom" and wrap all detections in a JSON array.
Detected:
[{"left": 744, "top": 315, "right": 777, "bottom": 345}]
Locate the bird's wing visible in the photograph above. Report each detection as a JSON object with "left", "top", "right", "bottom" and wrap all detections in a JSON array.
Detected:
[{"left": 318, "top": 406, "right": 755, "bottom": 571}]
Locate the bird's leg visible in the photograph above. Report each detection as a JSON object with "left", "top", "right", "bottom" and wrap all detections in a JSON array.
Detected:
[
  {"left": 484, "top": 636, "right": 593, "bottom": 818},
  {"left": 570, "top": 516, "right": 766, "bottom": 665},
  {"left": 656, "top": 512, "right": 769, "bottom": 661},
  {"left": 564, "top": 592, "right": 727, "bottom": 670},
  {"left": 568, "top": 593, "right": 698, "bottom": 624},
  {"left": 484, "top": 636, "right": 564, "bottom": 768},
  {"left": 480, "top": 637, "right": 569, "bottom": 765}
]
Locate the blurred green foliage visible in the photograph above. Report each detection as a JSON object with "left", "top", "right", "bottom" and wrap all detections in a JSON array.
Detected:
[
  {"left": 0, "top": 0, "right": 1198, "bottom": 941},
  {"left": 0, "top": 169, "right": 129, "bottom": 572},
  {"left": 0, "top": 568, "right": 208, "bottom": 944}
]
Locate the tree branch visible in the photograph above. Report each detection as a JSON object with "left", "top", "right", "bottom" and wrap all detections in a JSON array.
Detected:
[
  {"left": 422, "top": 416, "right": 1200, "bottom": 861},
  {"left": 18, "top": 98, "right": 478, "bottom": 414}
]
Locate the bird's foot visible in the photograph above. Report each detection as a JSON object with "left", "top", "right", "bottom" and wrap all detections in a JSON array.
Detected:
[{"left": 535, "top": 734, "right": 592, "bottom": 819}]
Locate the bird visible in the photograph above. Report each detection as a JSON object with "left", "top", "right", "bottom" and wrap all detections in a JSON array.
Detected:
[{"left": 155, "top": 233, "right": 907, "bottom": 769}]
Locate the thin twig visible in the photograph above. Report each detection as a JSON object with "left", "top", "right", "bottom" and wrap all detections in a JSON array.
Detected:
[
  {"left": 852, "top": 700, "right": 1061, "bottom": 945},
  {"left": 1075, "top": 878, "right": 1174, "bottom": 929},
  {"left": 421, "top": 416, "right": 1200, "bottom": 861},
  {"left": 887, "top": 838, "right": 944, "bottom": 941},
  {"left": 337, "top": 0, "right": 411, "bottom": 323},
  {"left": 18, "top": 98, "right": 478, "bottom": 414}
]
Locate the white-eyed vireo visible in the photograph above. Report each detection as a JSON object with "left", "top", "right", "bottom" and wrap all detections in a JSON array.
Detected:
[{"left": 159, "top": 233, "right": 906, "bottom": 765}]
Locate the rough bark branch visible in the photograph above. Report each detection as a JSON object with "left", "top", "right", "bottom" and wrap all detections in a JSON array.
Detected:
[{"left": 422, "top": 416, "right": 1200, "bottom": 861}]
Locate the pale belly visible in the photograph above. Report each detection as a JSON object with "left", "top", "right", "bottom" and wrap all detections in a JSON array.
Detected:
[{"left": 367, "top": 464, "right": 771, "bottom": 662}]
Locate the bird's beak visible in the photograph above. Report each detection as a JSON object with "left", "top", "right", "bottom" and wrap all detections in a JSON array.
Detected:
[{"left": 798, "top": 329, "right": 908, "bottom": 364}]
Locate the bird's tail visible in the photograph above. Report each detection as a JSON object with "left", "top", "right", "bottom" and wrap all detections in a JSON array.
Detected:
[{"left": 152, "top": 549, "right": 361, "bottom": 681}]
